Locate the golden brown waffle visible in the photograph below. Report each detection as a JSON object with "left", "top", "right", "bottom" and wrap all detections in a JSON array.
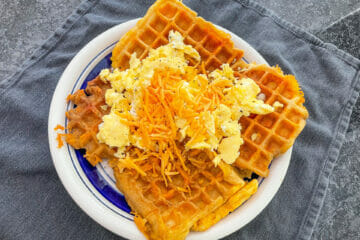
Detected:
[
  {"left": 235, "top": 65, "right": 308, "bottom": 177},
  {"left": 111, "top": 0, "right": 245, "bottom": 71},
  {"left": 113, "top": 155, "right": 245, "bottom": 240},
  {"left": 65, "top": 77, "right": 114, "bottom": 166},
  {"left": 192, "top": 179, "right": 258, "bottom": 231}
]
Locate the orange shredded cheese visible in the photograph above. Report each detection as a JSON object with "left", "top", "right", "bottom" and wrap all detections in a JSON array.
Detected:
[
  {"left": 56, "top": 133, "right": 65, "bottom": 148},
  {"left": 54, "top": 124, "right": 65, "bottom": 131},
  {"left": 54, "top": 124, "right": 66, "bottom": 148}
]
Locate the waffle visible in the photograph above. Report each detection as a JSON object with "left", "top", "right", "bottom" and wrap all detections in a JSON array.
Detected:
[
  {"left": 111, "top": 0, "right": 246, "bottom": 71},
  {"left": 192, "top": 179, "right": 258, "bottom": 231},
  {"left": 235, "top": 65, "right": 308, "bottom": 177},
  {"left": 110, "top": 0, "right": 308, "bottom": 177},
  {"left": 113, "top": 155, "right": 245, "bottom": 240},
  {"left": 65, "top": 77, "right": 114, "bottom": 166}
]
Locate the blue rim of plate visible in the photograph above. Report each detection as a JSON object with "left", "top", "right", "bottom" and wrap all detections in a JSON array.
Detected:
[{"left": 64, "top": 42, "right": 265, "bottom": 222}]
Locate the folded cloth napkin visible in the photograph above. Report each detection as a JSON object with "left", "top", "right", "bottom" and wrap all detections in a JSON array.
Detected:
[{"left": 0, "top": 0, "right": 359, "bottom": 239}]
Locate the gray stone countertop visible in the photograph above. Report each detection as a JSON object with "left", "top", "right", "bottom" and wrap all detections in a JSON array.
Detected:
[{"left": 1, "top": 0, "right": 359, "bottom": 239}]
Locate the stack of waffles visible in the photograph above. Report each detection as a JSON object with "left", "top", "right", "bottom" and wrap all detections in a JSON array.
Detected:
[{"left": 64, "top": 0, "right": 308, "bottom": 239}]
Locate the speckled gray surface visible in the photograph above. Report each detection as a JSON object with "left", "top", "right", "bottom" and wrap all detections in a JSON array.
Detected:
[
  {"left": 0, "top": 0, "right": 82, "bottom": 79},
  {"left": 310, "top": 10, "right": 360, "bottom": 240},
  {"left": 1, "top": 0, "right": 359, "bottom": 239}
]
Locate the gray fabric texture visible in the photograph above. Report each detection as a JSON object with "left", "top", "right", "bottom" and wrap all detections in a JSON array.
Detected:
[{"left": 0, "top": 0, "right": 359, "bottom": 239}]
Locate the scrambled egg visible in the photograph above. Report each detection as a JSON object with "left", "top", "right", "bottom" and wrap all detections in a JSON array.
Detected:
[
  {"left": 97, "top": 30, "right": 274, "bottom": 165},
  {"left": 97, "top": 112, "right": 130, "bottom": 158}
]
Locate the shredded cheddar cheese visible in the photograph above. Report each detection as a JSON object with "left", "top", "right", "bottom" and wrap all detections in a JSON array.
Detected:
[
  {"left": 56, "top": 133, "right": 65, "bottom": 148},
  {"left": 54, "top": 124, "right": 66, "bottom": 148},
  {"left": 54, "top": 124, "right": 65, "bottom": 131}
]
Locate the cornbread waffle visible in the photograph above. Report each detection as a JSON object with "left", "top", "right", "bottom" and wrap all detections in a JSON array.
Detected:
[
  {"left": 65, "top": 77, "right": 114, "bottom": 166},
  {"left": 110, "top": 0, "right": 308, "bottom": 177},
  {"left": 235, "top": 65, "right": 308, "bottom": 177},
  {"left": 113, "top": 155, "right": 245, "bottom": 240},
  {"left": 111, "top": 0, "right": 245, "bottom": 71},
  {"left": 192, "top": 179, "right": 258, "bottom": 231}
]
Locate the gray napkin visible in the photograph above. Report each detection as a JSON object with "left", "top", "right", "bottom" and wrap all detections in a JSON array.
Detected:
[{"left": 0, "top": 0, "right": 359, "bottom": 239}]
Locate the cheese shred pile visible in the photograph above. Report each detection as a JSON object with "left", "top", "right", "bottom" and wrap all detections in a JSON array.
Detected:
[{"left": 97, "top": 31, "right": 274, "bottom": 185}]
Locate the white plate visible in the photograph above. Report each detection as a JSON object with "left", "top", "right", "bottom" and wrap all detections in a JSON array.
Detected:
[{"left": 48, "top": 18, "right": 291, "bottom": 240}]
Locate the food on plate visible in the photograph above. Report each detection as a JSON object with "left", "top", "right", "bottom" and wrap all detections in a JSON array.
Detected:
[
  {"left": 59, "top": 0, "right": 308, "bottom": 239},
  {"left": 98, "top": 30, "right": 274, "bottom": 167}
]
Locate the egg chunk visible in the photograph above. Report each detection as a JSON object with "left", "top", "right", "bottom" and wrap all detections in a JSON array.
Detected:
[{"left": 97, "top": 111, "right": 130, "bottom": 158}]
